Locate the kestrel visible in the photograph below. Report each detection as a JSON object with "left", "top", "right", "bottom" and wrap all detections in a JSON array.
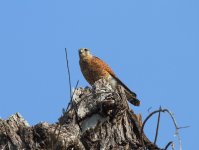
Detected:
[{"left": 79, "top": 48, "right": 140, "bottom": 106}]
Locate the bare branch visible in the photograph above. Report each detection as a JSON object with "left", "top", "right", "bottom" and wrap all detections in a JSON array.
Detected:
[
  {"left": 163, "top": 109, "right": 181, "bottom": 150},
  {"left": 164, "top": 141, "right": 174, "bottom": 150},
  {"left": 141, "top": 107, "right": 187, "bottom": 150},
  {"left": 154, "top": 106, "right": 161, "bottom": 145},
  {"left": 65, "top": 48, "right": 72, "bottom": 99}
]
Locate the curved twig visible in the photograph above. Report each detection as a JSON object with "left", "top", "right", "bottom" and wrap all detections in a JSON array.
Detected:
[
  {"left": 164, "top": 141, "right": 174, "bottom": 150},
  {"left": 141, "top": 108, "right": 164, "bottom": 144},
  {"left": 141, "top": 107, "right": 186, "bottom": 150}
]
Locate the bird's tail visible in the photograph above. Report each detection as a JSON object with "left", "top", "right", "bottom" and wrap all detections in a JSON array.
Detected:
[
  {"left": 125, "top": 90, "right": 140, "bottom": 106},
  {"left": 112, "top": 75, "right": 140, "bottom": 106}
]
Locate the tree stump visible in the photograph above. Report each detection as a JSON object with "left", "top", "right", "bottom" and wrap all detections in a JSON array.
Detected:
[{"left": 0, "top": 79, "right": 161, "bottom": 150}]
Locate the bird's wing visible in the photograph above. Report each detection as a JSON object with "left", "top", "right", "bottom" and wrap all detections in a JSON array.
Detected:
[
  {"left": 94, "top": 56, "right": 140, "bottom": 106},
  {"left": 95, "top": 56, "right": 136, "bottom": 97},
  {"left": 113, "top": 76, "right": 140, "bottom": 106},
  {"left": 111, "top": 75, "right": 137, "bottom": 98},
  {"left": 94, "top": 57, "right": 116, "bottom": 76}
]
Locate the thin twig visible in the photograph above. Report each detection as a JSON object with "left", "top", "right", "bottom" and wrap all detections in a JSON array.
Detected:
[
  {"left": 65, "top": 48, "right": 72, "bottom": 99},
  {"left": 147, "top": 107, "right": 152, "bottom": 113},
  {"left": 66, "top": 80, "right": 79, "bottom": 111},
  {"left": 141, "top": 109, "right": 162, "bottom": 145},
  {"left": 178, "top": 126, "right": 190, "bottom": 129},
  {"left": 164, "top": 141, "right": 173, "bottom": 150},
  {"left": 52, "top": 49, "right": 78, "bottom": 149},
  {"left": 164, "top": 109, "right": 182, "bottom": 150},
  {"left": 154, "top": 106, "right": 161, "bottom": 145}
]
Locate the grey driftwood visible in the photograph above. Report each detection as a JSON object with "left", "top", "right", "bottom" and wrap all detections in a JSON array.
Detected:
[{"left": 0, "top": 79, "right": 161, "bottom": 150}]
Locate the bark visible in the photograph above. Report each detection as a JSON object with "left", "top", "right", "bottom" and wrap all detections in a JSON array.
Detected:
[{"left": 0, "top": 79, "right": 161, "bottom": 150}]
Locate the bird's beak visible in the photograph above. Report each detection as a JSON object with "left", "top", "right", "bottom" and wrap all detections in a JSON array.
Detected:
[{"left": 79, "top": 49, "right": 84, "bottom": 53}]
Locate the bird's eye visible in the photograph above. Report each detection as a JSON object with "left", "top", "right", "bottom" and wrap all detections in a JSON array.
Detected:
[{"left": 84, "top": 48, "right": 88, "bottom": 51}]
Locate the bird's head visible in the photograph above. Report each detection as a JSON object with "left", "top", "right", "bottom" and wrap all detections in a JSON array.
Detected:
[{"left": 79, "top": 48, "right": 93, "bottom": 59}]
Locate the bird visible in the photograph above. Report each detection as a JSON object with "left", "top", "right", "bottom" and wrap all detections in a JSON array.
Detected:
[{"left": 79, "top": 48, "right": 140, "bottom": 106}]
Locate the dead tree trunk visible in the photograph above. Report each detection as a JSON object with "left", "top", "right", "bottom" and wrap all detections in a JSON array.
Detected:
[{"left": 0, "top": 79, "right": 161, "bottom": 150}]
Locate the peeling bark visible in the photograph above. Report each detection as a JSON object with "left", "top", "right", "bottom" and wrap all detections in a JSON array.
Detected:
[{"left": 0, "top": 79, "right": 161, "bottom": 150}]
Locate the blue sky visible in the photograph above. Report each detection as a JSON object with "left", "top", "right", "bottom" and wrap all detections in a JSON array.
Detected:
[{"left": 0, "top": 0, "right": 198, "bottom": 149}]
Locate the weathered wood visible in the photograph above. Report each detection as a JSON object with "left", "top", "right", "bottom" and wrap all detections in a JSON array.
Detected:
[{"left": 0, "top": 79, "right": 161, "bottom": 150}]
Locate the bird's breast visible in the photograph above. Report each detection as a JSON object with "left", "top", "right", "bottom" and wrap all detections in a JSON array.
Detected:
[{"left": 80, "top": 59, "right": 110, "bottom": 85}]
